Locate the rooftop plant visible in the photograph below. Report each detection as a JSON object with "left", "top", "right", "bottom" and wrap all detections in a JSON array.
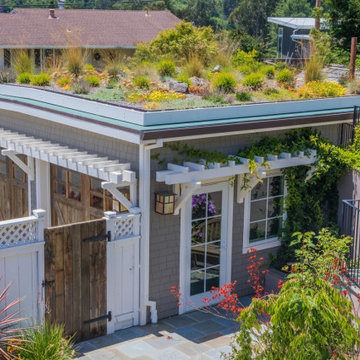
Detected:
[
  {"left": 30, "top": 73, "right": 51, "bottom": 86},
  {"left": 212, "top": 72, "right": 237, "bottom": 93},
  {"left": 17, "top": 72, "right": 31, "bottom": 84}
]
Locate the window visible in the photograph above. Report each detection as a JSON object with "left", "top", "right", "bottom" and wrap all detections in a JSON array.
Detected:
[{"left": 243, "top": 175, "right": 284, "bottom": 252}]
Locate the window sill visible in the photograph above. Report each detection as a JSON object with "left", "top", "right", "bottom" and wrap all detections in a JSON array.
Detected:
[{"left": 242, "top": 239, "right": 281, "bottom": 254}]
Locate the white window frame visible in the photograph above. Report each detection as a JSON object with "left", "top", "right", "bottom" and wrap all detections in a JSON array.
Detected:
[
  {"left": 179, "top": 180, "right": 234, "bottom": 314},
  {"left": 242, "top": 172, "right": 286, "bottom": 254}
]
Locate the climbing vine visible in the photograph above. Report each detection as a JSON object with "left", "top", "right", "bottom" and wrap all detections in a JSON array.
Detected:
[{"left": 154, "top": 126, "right": 360, "bottom": 267}]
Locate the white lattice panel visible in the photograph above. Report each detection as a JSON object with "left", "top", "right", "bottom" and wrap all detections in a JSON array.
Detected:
[
  {"left": 0, "top": 220, "right": 38, "bottom": 248},
  {"left": 114, "top": 217, "right": 135, "bottom": 240}
]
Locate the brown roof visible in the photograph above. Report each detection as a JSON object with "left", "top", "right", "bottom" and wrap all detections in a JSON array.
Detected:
[{"left": 0, "top": 8, "right": 181, "bottom": 48}]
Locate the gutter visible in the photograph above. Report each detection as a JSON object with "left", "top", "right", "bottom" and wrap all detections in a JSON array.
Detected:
[{"left": 138, "top": 139, "right": 163, "bottom": 325}]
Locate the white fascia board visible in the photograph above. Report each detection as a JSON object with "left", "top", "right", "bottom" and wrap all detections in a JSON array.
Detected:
[
  {"left": 0, "top": 84, "right": 145, "bottom": 126},
  {"left": 157, "top": 155, "right": 316, "bottom": 185},
  {"left": 142, "top": 96, "right": 360, "bottom": 126},
  {"left": 0, "top": 100, "right": 141, "bottom": 144}
]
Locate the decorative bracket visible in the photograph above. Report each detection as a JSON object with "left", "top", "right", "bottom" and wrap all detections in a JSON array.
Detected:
[
  {"left": 237, "top": 171, "right": 267, "bottom": 204},
  {"left": 305, "top": 166, "right": 316, "bottom": 182},
  {"left": 2, "top": 149, "right": 34, "bottom": 180},
  {"left": 174, "top": 181, "right": 201, "bottom": 215},
  {"left": 101, "top": 182, "right": 134, "bottom": 212}
]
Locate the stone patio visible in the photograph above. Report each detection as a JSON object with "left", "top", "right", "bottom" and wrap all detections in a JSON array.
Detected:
[{"left": 75, "top": 297, "right": 252, "bottom": 360}]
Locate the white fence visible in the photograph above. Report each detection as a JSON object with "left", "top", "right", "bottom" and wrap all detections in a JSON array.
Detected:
[{"left": 0, "top": 210, "right": 45, "bottom": 326}]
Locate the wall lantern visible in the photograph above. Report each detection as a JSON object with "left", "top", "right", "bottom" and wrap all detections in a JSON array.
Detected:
[{"left": 155, "top": 191, "right": 176, "bottom": 215}]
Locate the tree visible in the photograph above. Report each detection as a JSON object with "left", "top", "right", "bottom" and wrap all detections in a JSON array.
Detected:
[
  {"left": 274, "top": 0, "right": 312, "bottom": 17},
  {"left": 325, "top": 0, "right": 360, "bottom": 49},
  {"left": 229, "top": 0, "right": 277, "bottom": 38}
]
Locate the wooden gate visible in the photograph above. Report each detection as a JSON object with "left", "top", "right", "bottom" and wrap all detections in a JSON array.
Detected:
[{"left": 44, "top": 219, "right": 108, "bottom": 341}]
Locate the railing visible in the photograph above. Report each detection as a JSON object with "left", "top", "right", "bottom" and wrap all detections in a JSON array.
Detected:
[
  {"left": 339, "top": 105, "right": 360, "bottom": 146},
  {"left": 0, "top": 209, "right": 46, "bottom": 249},
  {"left": 104, "top": 211, "right": 140, "bottom": 241},
  {"left": 342, "top": 199, "right": 360, "bottom": 285}
]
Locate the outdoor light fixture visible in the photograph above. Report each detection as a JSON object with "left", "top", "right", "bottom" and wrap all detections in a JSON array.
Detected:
[{"left": 154, "top": 191, "right": 176, "bottom": 215}]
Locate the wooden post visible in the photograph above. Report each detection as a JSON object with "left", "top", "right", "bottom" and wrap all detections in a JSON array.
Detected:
[
  {"left": 315, "top": 0, "right": 322, "bottom": 30},
  {"left": 350, "top": 37, "right": 358, "bottom": 81}
]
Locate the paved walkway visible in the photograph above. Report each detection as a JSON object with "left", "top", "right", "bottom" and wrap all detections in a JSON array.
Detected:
[{"left": 75, "top": 298, "right": 252, "bottom": 360}]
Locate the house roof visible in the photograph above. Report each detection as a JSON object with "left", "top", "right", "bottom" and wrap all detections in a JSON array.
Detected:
[
  {"left": 0, "top": 8, "right": 180, "bottom": 49},
  {"left": 267, "top": 17, "right": 324, "bottom": 30}
]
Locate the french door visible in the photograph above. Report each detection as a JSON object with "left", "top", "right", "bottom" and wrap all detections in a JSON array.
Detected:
[{"left": 180, "top": 182, "right": 233, "bottom": 313}]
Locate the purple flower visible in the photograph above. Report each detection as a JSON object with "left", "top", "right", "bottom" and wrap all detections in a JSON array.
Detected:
[{"left": 198, "top": 232, "right": 203, "bottom": 238}]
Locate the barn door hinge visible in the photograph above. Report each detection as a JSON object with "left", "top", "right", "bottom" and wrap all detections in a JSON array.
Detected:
[
  {"left": 83, "top": 231, "right": 111, "bottom": 243},
  {"left": 84, "top": 311, "right": 112, "bottom": 324},
  {"left": 41, "top": 280, "right": 55, "bottom": 288}
]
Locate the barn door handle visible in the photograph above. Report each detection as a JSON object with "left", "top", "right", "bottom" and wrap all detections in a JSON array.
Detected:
[{"left": 84, "top": 311, "right": 112, "bottom": 324}]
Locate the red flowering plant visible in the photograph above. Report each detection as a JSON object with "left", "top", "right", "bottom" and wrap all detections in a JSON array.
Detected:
[{"left": 170, "top": 247, "right": 268, "bottom": 322}]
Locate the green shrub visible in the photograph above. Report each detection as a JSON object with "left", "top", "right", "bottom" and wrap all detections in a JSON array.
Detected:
[
  {"left": 13, "top": 50, "right": 33, "bottom": 75},
  {"left": 183, "top": 55, "right": 204, "bottom": 78},
  {"left": 134, "top": 76, "right": 150, "bottom": 89},
  {"left": 64, "top": 47, "right": 85, "bottom": 77},
  {"left": 260, "top": 65, "right": 275, "bottom": 79},
  {"left": 158, "top": 59, "right": 176, "bottom": 77},
  {"left": 176, "top": 75, "right": 191, "bottom": 86},
  {"left": 105, "top": 62, "right": 125, "bottom": 78},
  {"left": 0, "top": 70, "right": 16, "bottom": 83},
  {"left": 84, "top": 74, "right": 100, "bottom": 87},
  {"left": 276, "top": 68, "right": 295, "bottom": 87},
  {"left": 135, "top": 22, "right": 218, "bottom": 66},
  {"left": 17, "top": 72, "right": 31, "bottom": 84},
  {"left": 56, "top": 76, "right": 71, "bottom": 87},
  {"left": 297, "top": 81, "right": 346, "bottom": 98},
  {"left": 263, "top": 87, "right": 280, "bottom": 95},
  {"left": 212, "top": 73, "right": 237, "bottom": 93},
  {"left": 232, "top": 49, "right": 258, "bottom": 67},
  {"left": 238, "top": 65, "right": 253, "bottom": 75},
  {"left": 305, "top": 54, "right": 323, "bottom": 83},
  {"left": 84, "top": 64, "right": 95, "bottom": 71},
  {"left": 203, "top": 91, "right": 228, "bottom": 104},
  {"left": 17, "top": 321, "right": 75, "bottom": 360},
  {"left": 242, "top": 73, "right": 264, "bottom": 90},
  {"left": 30, "top": 73, "right": 51, "bottom": 86},
  {"left": 348, "top": 79, "right": 360, "bottom": 94},
  {"left": 235, "top": 91, "right": 252, "bottom": 102},
  {"left": 72, "top": 78, "right": 90, "bottom": 94},
  {"left": 275, "top": 61, "right": 288, "bottom": 70}
]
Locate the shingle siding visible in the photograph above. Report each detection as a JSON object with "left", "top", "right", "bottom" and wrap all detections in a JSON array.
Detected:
[{"left": 148, "top": 123, "right": 341, "bottom": 320}]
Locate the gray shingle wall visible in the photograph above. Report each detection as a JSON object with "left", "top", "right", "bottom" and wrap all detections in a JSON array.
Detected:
[
  {"left": 148, "top": 123, "right": 341, "bottom": 320},
  {"left": 0, "top": 110, "right": 139, "bottom": 170}
]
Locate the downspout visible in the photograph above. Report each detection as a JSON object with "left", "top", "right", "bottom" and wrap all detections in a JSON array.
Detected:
[{"left": 139, "top": 139, "right": 163, "bottom": 325}]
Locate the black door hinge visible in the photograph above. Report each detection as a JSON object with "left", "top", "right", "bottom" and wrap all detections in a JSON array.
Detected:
[
  {"left": 42, "top": 280, "right": 55, "bottom": 287},
  {"left": 84, "top": 311, "right": 112, "bottom": 324},
  {"left": 83, "top": 231, "right": 111, "bottom": 243}
]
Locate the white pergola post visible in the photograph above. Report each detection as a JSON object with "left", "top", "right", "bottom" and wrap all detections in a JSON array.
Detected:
[
  {"left": 35, "top": 159, "right": 51, "bottom": 227},
  {"left": 0, "top": 49, "right": 4, "bottom": 70}
]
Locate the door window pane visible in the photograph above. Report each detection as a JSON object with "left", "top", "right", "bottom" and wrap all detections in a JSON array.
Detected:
[
  {"left": 206, "top": 267, "right": 220, "bottom": 291},
  {"left": 192, "top": 220, "right": 206, "bottom": 245},
  {"left": 206, "top": 242, "right": 220, "bottom": 267},
  {"left": 192, "top": 193, "right": 207, "bottom": 219},
  {"left": 208, "top": 191, "right": 221, "bottom": 216},
  {"left": 191, "top": 245, "right": 205, "bottom": 270},
  {"left": 251, "top": 179, "right": 267, "bottom": 200},
  {"left": 191, "top": 271, "right": 205, "bottom": 296}
]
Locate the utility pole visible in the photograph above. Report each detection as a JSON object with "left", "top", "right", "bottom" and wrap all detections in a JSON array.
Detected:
[{"left": 315, "top": 0, "right": 322, "bottom": 31}]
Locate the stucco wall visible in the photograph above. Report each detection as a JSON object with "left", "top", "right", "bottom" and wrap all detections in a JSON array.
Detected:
[{"left": 149, "top": 123, "right": 341, "bottom": 320}]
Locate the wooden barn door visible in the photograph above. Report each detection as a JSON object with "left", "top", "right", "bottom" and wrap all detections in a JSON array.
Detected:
[
  {"left": 44, "top": 219, "right": 108, "bottom": 341},
  {"left": 0, "top": 150, "right": 28, "bottom": 221}
]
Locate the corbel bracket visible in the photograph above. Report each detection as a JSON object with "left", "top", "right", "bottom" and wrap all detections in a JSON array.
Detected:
[
  {"left": 305, "top": 166, "right": 316, "bottom": 182},
  {"left": 237, "top": 171, "right": 267, "bottom": 203},
  {"left": 2, "top": 149, "right": 34, "bottom": 180},
  {"left": 174, "top": 181, "right": 201, "bottom": 215},
  {"left": 101, "top": 182, "right": 134, "bottom": 212}
]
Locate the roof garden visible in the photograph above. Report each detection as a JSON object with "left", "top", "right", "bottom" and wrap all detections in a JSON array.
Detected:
[{"left": 0, "top": 22, "right": 358, "bottom": 113}]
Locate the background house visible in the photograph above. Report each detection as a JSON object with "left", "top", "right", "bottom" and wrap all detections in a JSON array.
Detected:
[
  {"left": 267, "top": 17, "right": 325, "bottom": 60},
  {"left": 0, "top": 8, "right": 180, "bottom": 70}
]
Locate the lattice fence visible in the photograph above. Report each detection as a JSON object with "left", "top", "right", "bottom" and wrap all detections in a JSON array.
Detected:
[
  {"left": 0, "top": 211, "right": 45, "bottom": 249},
  {"left": 105, "top": 212, "right": 140, "bottom": 241}
]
